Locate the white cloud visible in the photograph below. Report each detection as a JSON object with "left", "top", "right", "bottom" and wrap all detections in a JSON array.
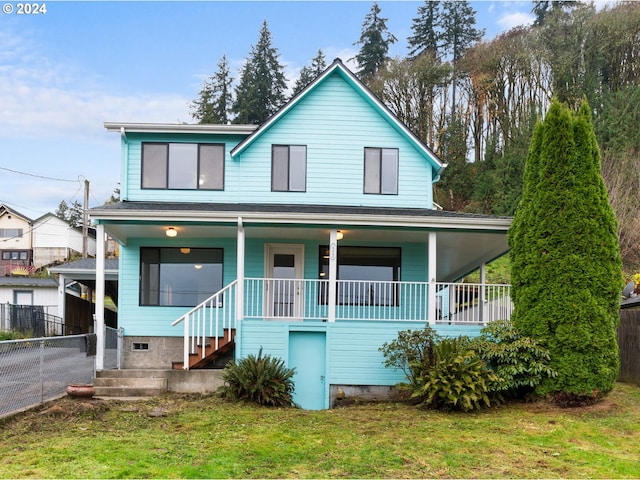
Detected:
[
  {"left": 497, "top": 12, "right": 535, "bottom": 31},
  {"left": 0, "top": 29, "right": 190, "bottom": 143}
]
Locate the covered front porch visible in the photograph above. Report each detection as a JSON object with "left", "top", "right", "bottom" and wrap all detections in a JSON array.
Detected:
[{"left": 90, "top": 202, "right": 513, "bottom": 370}]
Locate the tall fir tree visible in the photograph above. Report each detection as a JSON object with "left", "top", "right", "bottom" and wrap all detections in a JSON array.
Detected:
[
  {"left": 407, "top": 0, "right": 442, "bottom": 59},
  {"left": 190, "top": 54, "right": 233, "bottom": 124},
  {"left": 440, "top": 0, "right": 483, "bottom": 114},
  {"left": 292, "top": 50, "right": 327, "bottom": 96},
  {"left": 232, "top": 20, "right": 287, "bottom": 124},
  {"left": 508, "top": 99, "right": 623, "bottom": 401},
  {"left": 354, "top": 2, "right": 397, "bottom": 84}
]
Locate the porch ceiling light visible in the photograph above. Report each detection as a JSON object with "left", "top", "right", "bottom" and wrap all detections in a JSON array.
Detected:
[
  {"left": 166, "top": 227, "right": 178, "bottom": 237},
  {"left": 180, "top": 247, "right": 191, "bottom": 254},
  {"left": 336, "top": 230, "right": 344, "bottom": 241}
]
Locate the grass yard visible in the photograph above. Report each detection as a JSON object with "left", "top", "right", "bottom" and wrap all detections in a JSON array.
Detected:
[{"left": 1, "top": 382, "right": 639, "bottom": 478}]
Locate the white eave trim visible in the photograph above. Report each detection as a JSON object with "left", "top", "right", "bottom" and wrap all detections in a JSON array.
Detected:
[
  {"left": 90, "top": 208, "right": 511, "bottom": 231},
  {"left": 104, "top": 122, "right": 258, "bottom": 135}
]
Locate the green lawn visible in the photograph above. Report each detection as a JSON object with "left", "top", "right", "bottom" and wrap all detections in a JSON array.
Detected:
[{"left": 1, "top": 382, "right": 639, "bottom": 478}]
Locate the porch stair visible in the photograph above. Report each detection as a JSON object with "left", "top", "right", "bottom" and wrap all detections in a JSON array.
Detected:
[
  {"left": 94, "top": 370, "right": 168, "bottom": 397},
  {"left": 172, "top": 328, "right": 235, "bottom": 370}
]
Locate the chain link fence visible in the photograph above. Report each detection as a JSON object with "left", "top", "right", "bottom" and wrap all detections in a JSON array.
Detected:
[{"left": 0, "top": 327, "right": 124, "bottom": 418}]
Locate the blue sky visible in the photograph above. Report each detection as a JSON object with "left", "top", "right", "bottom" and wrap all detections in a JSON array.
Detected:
[{"left": 0, "top": 1, "right": 550, "bottom": 218}]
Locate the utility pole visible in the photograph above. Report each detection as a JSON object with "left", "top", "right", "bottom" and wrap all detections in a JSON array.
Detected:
[{"left": 82, "top": 179, "right": 89, "bottom": 259}]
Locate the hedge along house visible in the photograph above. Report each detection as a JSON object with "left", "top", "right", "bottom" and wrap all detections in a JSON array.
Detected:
[{"left": 90, "top": 59, "right": 512, "bottom": 409}]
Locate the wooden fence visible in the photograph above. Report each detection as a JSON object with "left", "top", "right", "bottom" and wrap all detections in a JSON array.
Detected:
[{"left": 618, "top": 308, "right": 640, "bottom": 385}]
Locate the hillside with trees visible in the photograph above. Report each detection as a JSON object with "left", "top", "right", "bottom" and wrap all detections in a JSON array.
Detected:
[{"left": 190, "top": 1, "right": 640, "bottom": 271}]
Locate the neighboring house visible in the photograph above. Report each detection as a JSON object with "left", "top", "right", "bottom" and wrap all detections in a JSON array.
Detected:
[
  {"left": 0, "top": 276, "right": 59, "bottom": 316},
  {"left": 90, "top": 59, "right": 512, "bottom": 409},
  {"left": 0, "top": 276, "right": 60, "bottom": 335},
  {"left": 0, "top": 204, "right": 33, "bottom": 276},
  {"left": 32, "top": 213, "right": 97, "bottom": 269}
]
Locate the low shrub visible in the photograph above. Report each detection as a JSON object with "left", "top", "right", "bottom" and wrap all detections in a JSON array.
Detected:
[
  {"left": 414, "top": 337, "right": 499, "bottom": 412},
  {"left": 0, "top": 330, "right": 24, "bottom": 341},
  {"left": 219, "top": 348, "right": 296, "bottom": 407},
  {"left": 379, "top": 326, "right": 440, "bottom": 393},
  {"left": 471, "top": 319, "right": 556, "bottom": 398}
]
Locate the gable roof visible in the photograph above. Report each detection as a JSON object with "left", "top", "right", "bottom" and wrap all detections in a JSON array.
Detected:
[
  {"left": 0, "top": 204, "right": 33, "bottom": 223},
  {"left": 230, "top": 58, "right": 447, "bottom": 180},
  {"left": 33, "top": 213, "right": 97, "bottom": 239}
]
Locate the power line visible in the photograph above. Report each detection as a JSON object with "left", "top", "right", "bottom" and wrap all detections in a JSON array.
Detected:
[{"left": 0, "top": 166, "right": 80, "bottom": 183}]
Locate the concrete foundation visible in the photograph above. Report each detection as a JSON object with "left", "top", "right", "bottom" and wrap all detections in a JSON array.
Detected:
[
  {"left": 123, "top": 336, "right": 184, "bottom": 369},
  {"left": 95, "top": 369, "right": 225, "bottom": 396},
  {"left": 330, "top": 384, "right": 401, "bottom": 407}
]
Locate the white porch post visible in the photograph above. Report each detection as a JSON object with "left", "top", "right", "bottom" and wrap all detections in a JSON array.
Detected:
[
  {"left": 236, "top": 217, "right": 245, "bottom": 324},
  {"left": 479, "top": 262, "right": 486, "bottom": 324},
  {"left": 327, "top": 229, "right": 338, "bottom": 322},
  {"left": 427, "top": 232, "right": 437, "bottom": 325},
  {"left": 95, "top": 223, "right": 105, "bottom": 371}
]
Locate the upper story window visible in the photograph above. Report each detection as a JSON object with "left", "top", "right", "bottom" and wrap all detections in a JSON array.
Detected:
[
  {"left": 0, "top": 229, "right": 23, "bottom": 238},
  {"left": 141, "top": 143, "right": 225, "bottom": 190},
  {"left": 364, "top": 147, "right": 398, "bottom": 195},
  {"left": 272, "top": 145, "right": 307, "bottom": 192}
]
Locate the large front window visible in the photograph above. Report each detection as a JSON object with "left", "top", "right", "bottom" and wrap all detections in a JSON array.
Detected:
[
  {"left": 319, "top": 246, "right": 401, "bottom": 306},
  {"left": 140, "top": 247, "right": 223, "bottom": 306},
  {"left": 141, "top": 143, "right": 225, "bottom": 190}
]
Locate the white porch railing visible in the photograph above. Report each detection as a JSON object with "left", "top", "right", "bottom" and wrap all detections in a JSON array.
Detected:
[
  {"left": 435, "top": 282, "right": 513, "bottom": 324},
  {"left": 171, "top": 280, "right": 238, "bottom": 369},
  {"left": 243, "top": 278, "right": 512, "bottom": 324},
  {"left": 172, "top": 278, "right": 512, "bottom": 369}
]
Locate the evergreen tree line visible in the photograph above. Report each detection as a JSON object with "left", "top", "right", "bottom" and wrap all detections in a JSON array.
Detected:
[{"left": 190, "top": 1, "right": 640, "bottom": 270}]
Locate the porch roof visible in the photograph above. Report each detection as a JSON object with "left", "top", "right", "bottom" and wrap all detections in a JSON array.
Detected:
[{"left": 91, "top": 202, "right": 511, "bottom": 282}]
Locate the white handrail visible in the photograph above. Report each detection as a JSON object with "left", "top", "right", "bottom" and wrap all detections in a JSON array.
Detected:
[{"left": 171, "top": 280, "right": 238, "bottom": 370}]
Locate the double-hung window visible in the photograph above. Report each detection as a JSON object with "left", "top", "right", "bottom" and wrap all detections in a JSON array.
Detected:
[
  {"left": 139, "top": 247, "right": 223, "bottom": 307},
  {"left": 364, "top": 147, "right": 399, "bottom": 195},
  {"left": 142, "top": 143, "right": 225, "bottom": 190},
  {"left": 272, "top": 145, "right": 307, "bottom": 192}
]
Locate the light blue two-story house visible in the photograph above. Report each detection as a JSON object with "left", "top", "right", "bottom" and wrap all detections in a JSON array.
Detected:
[{"left": 90, "top": 59, "right": 512, "bottom": 409}]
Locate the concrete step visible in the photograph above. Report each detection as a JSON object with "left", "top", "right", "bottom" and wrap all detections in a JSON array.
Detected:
[{"left": 94, "top": 370, "right": 168, "bottom": 397}]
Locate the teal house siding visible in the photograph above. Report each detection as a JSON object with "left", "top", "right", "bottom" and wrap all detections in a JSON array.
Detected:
[
  {"left": 231, "top": 73, "right": 435, "bottom": 209},
  {"left": 237, "top": 320, "right": 484, "bottom": 390},
  {"left": 123, "top": 132, "right": 249, "bottom": 203},
  {"left": 117, "top": 237, "right": 237, "bottom": 337}
]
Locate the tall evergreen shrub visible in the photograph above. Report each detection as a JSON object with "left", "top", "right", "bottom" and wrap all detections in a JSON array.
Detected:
[{"left": 508, "top": 99, "right": 623, "bottom": 400}]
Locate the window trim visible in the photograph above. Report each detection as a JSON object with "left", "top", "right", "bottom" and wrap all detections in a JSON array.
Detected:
[
  {"left": 139, "top": 247, "right": 224, "bottom": 307},
  {"left": 364, "top": 147, "right": 399, "bottom": 195},
  {"left": 141, "top": 142, "right": 225, "bottom": 191},
  {"left": 271, "top": 144, "right": 307, "bottom": 192}
]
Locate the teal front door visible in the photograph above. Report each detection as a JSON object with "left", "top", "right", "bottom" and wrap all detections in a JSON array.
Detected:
[{"left": 289, "top": 332, "right": 327, "bottom": 410}]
